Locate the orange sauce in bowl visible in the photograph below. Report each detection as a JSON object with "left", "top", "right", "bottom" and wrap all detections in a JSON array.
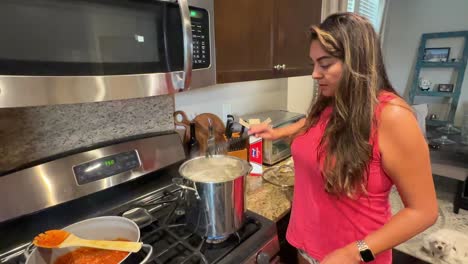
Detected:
[{"left": 54, "top": 239, "right": 130, "bottom": 264}]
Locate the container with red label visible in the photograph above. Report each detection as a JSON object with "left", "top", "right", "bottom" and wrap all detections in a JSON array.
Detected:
[{"left": 249, "top": 135, "right": 263, "bottom": 176}]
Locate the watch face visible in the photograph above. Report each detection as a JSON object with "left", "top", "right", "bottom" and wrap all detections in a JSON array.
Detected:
[{"left": 360, "top": 249, "right": 375, "bottom": 262}]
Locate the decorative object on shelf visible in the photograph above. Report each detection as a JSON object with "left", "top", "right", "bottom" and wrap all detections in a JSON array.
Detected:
[
  {"left": 423, "top": 47, "right": 450, "bottom": 62},
  {"left": 437, "top": 84, "right": 454, "bottom": 92},
  {"left": 430, "top": 135, "right": 455, "bottom": 145},
  {"left": 429, "top": 113, "right": 438, "bottom": 120},
  {"left": 436, "top": 123, "right": 460, "bottom": 135},
  {"left": 419, "top": 78, "right": 432, "bottom": 91},
  {"left": 431, "top": 123, "right": 459, "bottom": 146}
]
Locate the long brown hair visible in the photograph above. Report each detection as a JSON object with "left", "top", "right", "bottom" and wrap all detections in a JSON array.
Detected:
[{"left": 304, "top": 13, "right": 397, "bottom": 197}]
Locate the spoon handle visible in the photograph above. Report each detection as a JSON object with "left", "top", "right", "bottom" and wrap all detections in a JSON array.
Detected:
[{"left": 61, "top": 235, "right": 142, "bottom": 252}]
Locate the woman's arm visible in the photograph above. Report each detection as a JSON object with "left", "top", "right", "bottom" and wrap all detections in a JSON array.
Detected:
[
  {"left": 361, "top": 98, "right": 438, "bottom": 257},
  {"left": 248, "top": 118, "right": 306, "bottom": 140}
]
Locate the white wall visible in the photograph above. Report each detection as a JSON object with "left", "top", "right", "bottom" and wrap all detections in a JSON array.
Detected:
[
  {"left": 174, "top": 75, "right": 315, "bottom": 123},
  {"left": 382, "top": 0, "right": 468, "bottom": 125},
  {"left": 287, "top": 75, "right": 315, "bottom": 114},
  {"left": 174, "top": 79, "right": 288, "bottom": 121}
]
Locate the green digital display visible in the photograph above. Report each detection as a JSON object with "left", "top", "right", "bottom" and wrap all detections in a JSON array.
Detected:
[
  {"left": 190, "top": 10, "right": 203, "bottom": 19},
  {"left": 104, "top": 159, "right": 115, "bottom": 167}
]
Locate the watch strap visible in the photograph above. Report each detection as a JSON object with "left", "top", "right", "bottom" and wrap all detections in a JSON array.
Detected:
[{"left": 356, "top": 240, "right": 375, "bottom": 262}]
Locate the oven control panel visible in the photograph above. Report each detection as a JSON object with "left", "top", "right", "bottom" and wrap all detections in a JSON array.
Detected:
[
  {"left": 72, "top": 150, "right": 141, "bottom": 185},
  {"left": 190, "top": 8, "right": 210, "bottom": 69}
]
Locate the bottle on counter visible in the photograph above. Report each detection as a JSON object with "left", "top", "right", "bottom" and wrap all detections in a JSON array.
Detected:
[{"left": 188, "top": 122, "right": 200, "bottom": 158}]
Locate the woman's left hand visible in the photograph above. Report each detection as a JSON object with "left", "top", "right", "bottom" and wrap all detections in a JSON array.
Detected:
[{"left": 320, "top": 243, "right": 361, "bottom": 264}]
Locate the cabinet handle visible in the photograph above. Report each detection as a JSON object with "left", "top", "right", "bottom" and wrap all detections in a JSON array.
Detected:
[{"left": 273, "top": 64, "right": 286, "bottom": 71}]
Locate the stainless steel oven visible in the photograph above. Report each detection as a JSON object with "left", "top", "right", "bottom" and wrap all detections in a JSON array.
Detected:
[
  {"left": 0, "top": 0, "right": 215, "bottom": 108},
  {"left": 0, "top": 132, "right": 280, "bottom": 264}
]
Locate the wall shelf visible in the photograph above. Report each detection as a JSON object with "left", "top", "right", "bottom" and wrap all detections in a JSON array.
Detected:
[
  {"left": 408, "top": 30, "right": 468, "bottom": 125},
  {"left": 427, "top": 119, "right": 449, "bottom": 126},
  {"left": 420, "top": 61, "right": 463, "bottom": 68},
  {"left": 415, "top": 91, "right": 454, "bottom": 97}
]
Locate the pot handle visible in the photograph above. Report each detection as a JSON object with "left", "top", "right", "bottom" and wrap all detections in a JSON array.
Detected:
[
  {"left": 23, "top": 242, "right": 35, "bottom": 259},
  {"left": 138, "top": 244, "right": 153, "bottom": 264},
  {"left": 172, "top": 178, "right": 200, "bottom": 200}
]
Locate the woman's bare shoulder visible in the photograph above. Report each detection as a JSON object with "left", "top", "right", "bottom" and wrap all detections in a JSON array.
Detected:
[
  {"left": 379, "top": 96, "right": 423, "bottom": 141},
  {"left": 380, "top": 97, "right": 415, "bottom": 122}
]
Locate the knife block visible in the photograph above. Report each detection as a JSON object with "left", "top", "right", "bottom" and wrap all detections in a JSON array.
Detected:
[{"left": 227, "top": 148, "right": 248, "bottom": 161}]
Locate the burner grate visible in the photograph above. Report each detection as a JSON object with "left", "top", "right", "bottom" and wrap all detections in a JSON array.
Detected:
[
  {"left": 157, "top": 243, "right": 193, "bottom": 264},
  {"left": 169, "top": 224, "right": 196, "bottom": 239},
  {"left": 184, "top": 233, "right": 204, "bottom": 249},
  {"left": 182, "top": 254, "right": 204, "bottom": 264},
  {"left": 140, "top": 223, "right": 160, "bottom": 236},
  {"left": 145, "top": 229, "right": 179, "bottom": 254}
]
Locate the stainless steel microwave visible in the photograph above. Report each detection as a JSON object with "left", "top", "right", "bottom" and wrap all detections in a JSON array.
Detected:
[{"left": 0, "top": 0, "right": 215, "bottom": 108}]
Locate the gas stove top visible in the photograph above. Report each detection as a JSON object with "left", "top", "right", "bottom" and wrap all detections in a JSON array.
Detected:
[
  {"left": 118, "top": 185, "right": 267, "bottom": 264},
  {"left": 0, "top": 132, "right": 279, "bottom": 264},
  {"left": 130, "top": 216, "right": 261, "bottom": 264},
  {"left": 1, "top": 182, "right": 276, "bottom": 264}
]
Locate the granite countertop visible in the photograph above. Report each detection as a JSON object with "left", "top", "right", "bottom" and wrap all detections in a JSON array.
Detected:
[{"left": 245, "top": 158, "right": 293, "bottom": 222}]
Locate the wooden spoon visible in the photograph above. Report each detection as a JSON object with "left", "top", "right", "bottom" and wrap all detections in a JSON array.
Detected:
[{"left": 33, "top": 230, "right": 142, "bottom": 253}]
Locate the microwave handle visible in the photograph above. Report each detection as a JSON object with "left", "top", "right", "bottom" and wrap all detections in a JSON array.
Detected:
[{"left": 174, "top": 0, "right": 193, "bottom": 91}]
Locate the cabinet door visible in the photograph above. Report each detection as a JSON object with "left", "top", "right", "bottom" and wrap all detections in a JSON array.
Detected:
[
  {"left": 214, "top": 0, "right": 275, "bottom": 83},
  {"left": 274, "top": 0, "right": 322, "bottom": 78}
]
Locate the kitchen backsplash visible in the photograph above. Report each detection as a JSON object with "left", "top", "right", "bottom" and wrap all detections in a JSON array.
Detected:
[{"left": 0, "top": 95, "right": 174, "bottom": 173}]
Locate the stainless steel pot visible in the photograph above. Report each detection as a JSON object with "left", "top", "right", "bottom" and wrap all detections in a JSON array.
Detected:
[
  {"left": 24, "top": 216, "right": 153, "bottom": 264},
  {"left": 177, "top": 155, "right": 252, "bottom": 241}
]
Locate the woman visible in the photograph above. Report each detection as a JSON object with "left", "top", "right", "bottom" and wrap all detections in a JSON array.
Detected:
[{"left": 249, "top": 13, "right": 438, "bottom": 264}]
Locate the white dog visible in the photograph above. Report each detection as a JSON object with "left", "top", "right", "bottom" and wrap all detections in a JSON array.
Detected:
[{"left": 422, "top": 229, "right": 468, "bottom": 264}]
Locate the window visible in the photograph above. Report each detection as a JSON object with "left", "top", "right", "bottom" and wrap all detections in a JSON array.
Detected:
[{"left": 347, "top": 0, "right": 386, "bottom": 33}]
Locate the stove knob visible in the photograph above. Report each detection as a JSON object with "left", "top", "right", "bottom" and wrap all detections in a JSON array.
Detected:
[{"left": 256, "top": 252, "right": 271, "bottom": 264}]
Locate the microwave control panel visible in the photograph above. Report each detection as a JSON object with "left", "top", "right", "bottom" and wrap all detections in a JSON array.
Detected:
[{"left": 190, "top": 8, "right": 210, "bottom": 69}]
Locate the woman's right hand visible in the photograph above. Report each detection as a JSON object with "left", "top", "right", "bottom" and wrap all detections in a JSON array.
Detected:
[{"left": 248, "top": 123, "right": 278, "bottom": 140}]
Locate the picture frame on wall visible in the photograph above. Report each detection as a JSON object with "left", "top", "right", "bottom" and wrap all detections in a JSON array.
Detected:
[
  {"left": 437, "top": 84, "right": 454, "bottom": 92},
  {"left": 423, "top": 47, "right": 451, "bottom": 62}
]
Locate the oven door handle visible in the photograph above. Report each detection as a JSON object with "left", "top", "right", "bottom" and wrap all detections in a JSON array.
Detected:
[{"left": 173, "top": 0, "right": 193, "bottom": 91}]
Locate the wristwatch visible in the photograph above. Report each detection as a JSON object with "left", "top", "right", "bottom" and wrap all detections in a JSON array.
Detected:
[{"left": 357, "top": 240, "right": 375, "bottom": 262}]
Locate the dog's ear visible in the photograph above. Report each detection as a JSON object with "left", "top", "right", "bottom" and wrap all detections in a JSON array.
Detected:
[
  {"left": 427, "top": 234, "right": 437, "bottom": 245},
  {"left": 422, "top": 235, "right": 433, "bottom": 251}
]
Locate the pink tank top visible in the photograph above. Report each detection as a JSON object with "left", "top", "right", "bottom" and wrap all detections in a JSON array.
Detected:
[{"left": 286, "top": 92, "right": 396, "bottom": 263}]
